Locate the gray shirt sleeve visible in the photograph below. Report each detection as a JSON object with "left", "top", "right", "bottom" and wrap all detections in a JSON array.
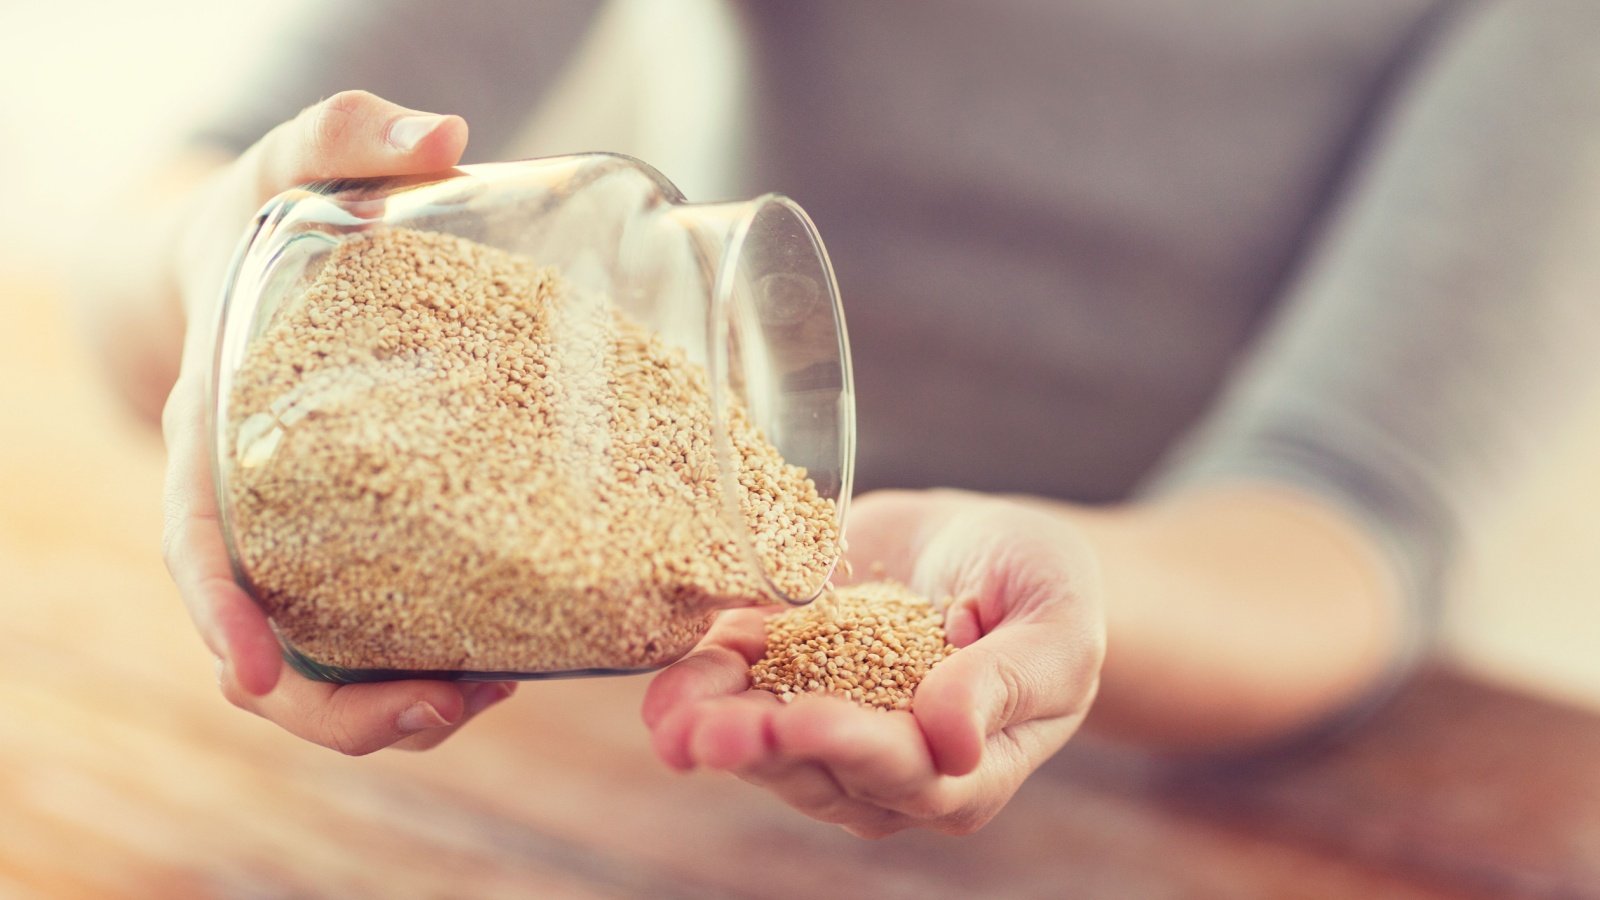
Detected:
[
  {"left": 190, "top": 0, "right": 603, "bottom": 161},
  {"left": 1146, "top": 0, "right": 1600, "bottom": 659}
]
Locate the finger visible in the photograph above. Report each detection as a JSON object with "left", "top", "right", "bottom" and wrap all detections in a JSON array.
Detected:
[
  {"left": 222, "top": 667, "right": 479, "bottom": 756},
  {"left": 642, "top": 645, "right": 749, "bottom": 731},
  {"left": 391, "top": 682, "right": 517, "bottom": 752},
  {"left": 914, "top": 622, "right": 1098, "bottom": 777},
  {"left": 641, "top": 608, "right": 768, "bottom": 729},
  {"left": 161, "top": 373, "right": 282, "bottom": 696},
  {"left": 173, "top": 92, "right": 471, "bottom": 328},
  {"left": 673, "top": 692, "right": 950, "bottom": 833},
  {"left": 911, "top": 506, "right": 1105, "bottom": 776},
  {"left": 733, "top": 751, "right": 913, "bottom": 835},
  {"left": 733, "top": 753, "right": 880, "bottom": 827},
  {"left": 243, "top": 90, "right": 468, "bottom": 203},
  {"left": 768, "top": 697, "right": 942, "bottom": 810},
  {"left": 685, "top": 693, "right": 781, "bottom": 770},
  {"left": 650, "top": 703, "right": 700, "bottom": 772},
  {"left": 652, "top": 689, "right": 778, "bottom": 772},
  {"left": 942, "top": 598, "right": 983, "bottom": 648},
  {"left": 843, "top": 812, "right": 917, "bottom": 840}
]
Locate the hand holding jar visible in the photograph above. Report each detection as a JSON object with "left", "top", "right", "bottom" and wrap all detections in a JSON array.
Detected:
[
  {"left": 160, "top": 91, "right": 516, "bottom": 754},
  {"left": 165, "top": 87, "right": 857, "bottom": 756}
]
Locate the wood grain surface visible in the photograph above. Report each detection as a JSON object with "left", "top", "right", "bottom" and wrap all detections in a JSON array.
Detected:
[{"left": 2, "top": 271, "right": 1597, "bottom": 899}]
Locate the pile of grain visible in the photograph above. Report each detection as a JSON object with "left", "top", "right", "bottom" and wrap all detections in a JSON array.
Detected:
[
  {"left": 225, "top": 227, "right": 839, "bottom": 674},
  {"left": 749, "top": 580, "right": 957, "bottom": 711}
]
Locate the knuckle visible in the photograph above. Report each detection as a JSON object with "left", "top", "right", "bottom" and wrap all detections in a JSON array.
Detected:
[
  {"left": 1082, "top": 628, "right": 1109, "bottom": 675},
  {"left": 326, "top": 726, "right": 374, "bottom": 758},
  {"left": 939, "top": 808, "right": 995, "bottom": 837},
  {"left": 317, "top": 703, "right": 378, "bottom": 757},
  {"left": 844, "top": 821, "right": 900, "bottom": 841},
  {"left": 159, "top": 376, "right": 197, "bottom": 446},
  {"left": 159, "top": 388, "right": 181, "bottom": 442},
  {"left": 302, "top": 90, "right": 376, "bottom": 162},
  {"left": 941, "top": 819, "right": 983, "bottom": 837},
  {"left": 807, "top": 796, "right": 863, "bottom": 827},
  {"left": 994, "top": 659, "right": 1027, "bottom": 725},
  {"left": 1053, "top": 630, "right": 1105, "bottom": 717},
  {"left": 160, "top": 508, "right": 187, "bottom": 576},
  {"left": 1077, "top": 671, "right": 1102, "bottom": 719},
  {"left": 901, "top": 792, "right": 954, "bottom": 822},
  {"left": 393, "top": 729, "right": 452, "bottom": 753},
  {"left": 218, "top": 679, "right": 249, "bottom": 711},
  {"left": 322, "top": 88, "right": 378, "bottom": 114}
]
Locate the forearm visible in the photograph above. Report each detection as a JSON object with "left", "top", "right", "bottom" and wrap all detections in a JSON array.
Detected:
[
  {"left": 1080, "top": 3, "right": 1600, "bottom": 755},
  {"left": 1054, "top": 484, "right": 1405, "bottom": 751}
]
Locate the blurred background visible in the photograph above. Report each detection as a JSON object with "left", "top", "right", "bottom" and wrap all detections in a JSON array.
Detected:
[
  {"left": 3, "top": 0, "right": 1593, "bottom": 707},
  {"left": 0, "top": 5, "right": 298, "bottom": 252},
  {"left": 1, "top": 1, "right": 1596, "bottom": 895}
]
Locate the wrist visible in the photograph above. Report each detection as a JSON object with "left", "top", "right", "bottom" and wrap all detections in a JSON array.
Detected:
[{"left": 1051, "top": 484, "right": 1405, "bottom": 751}]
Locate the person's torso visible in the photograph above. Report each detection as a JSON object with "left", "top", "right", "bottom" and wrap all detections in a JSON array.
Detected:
[{"left": 737, "top": 0, "right": 1447, "bottom": 500}]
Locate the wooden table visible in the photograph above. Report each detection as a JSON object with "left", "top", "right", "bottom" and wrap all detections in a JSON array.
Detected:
[{"left": 3, "top": 271, "right": 1597, "bottom": 898}]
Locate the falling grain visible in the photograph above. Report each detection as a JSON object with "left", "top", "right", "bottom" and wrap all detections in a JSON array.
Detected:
[{"left": 750, "top": 580, "right": 957, "bottom": 711}]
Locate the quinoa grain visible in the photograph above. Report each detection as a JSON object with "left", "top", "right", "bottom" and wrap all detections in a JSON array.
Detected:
[{"left": 750, "top": 580, "right": 957, "bottom": 710}]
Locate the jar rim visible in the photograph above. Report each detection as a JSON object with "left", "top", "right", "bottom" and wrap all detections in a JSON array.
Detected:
[
  {"left": 210, "top": 155, "right": 856, "bottom": 640},
  {"left": 704, "top": 192, "right": 855, "bottom": 606}
]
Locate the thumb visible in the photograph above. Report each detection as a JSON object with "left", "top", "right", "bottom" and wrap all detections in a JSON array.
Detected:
[
  {"left": 175, "top": 90, "right": 469, "bottom": 323},
  {"left": 909, "top": 505, "right": 1105, "bottom": 777},
  {"left": 913, "top": 622, "right": 1089, "bottom": 777},
  {"left": 244, "top": 90, "right": 468, "bottom": 202}
]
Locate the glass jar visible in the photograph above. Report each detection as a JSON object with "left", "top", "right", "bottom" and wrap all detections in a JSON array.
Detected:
[{"left": 209, "top": 153, "right": 854, "bottom": 683}]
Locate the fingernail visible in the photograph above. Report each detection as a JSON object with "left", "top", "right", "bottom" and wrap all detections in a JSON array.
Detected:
[
  {"left": 464, "top": 682, "right": 515, "bottom": 716},
  {"left": 388, "top": 114, "right": 446, "bottom": 151},
  {"left": 213, "top": 657, "right": 226, "bottom": 686},
  {"left": 397, "top": 701, "right": 450, "bottom": 734}
]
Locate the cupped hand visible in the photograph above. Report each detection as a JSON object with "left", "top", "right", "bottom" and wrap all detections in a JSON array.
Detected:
[
  {"left": 162, "top": 90, "right": 514, "bottom": 754},
  {"left": 642, "top": 490, "right": 1106, "bottom": 836}
]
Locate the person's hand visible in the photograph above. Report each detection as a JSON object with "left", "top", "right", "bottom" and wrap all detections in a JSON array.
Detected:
[
  {"left": 642, "top": 489, "right": 1106, "bottom": 836},
  {"left": 161, "top": 90, "right": 515, "bottom": 754}
]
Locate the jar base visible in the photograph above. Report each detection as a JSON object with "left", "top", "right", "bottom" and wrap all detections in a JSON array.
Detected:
[{"left": 281, "top": 643, "right": 663, "bottom": 684}]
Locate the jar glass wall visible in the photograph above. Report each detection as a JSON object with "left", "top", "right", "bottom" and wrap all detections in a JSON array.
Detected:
[{"left": 210, "top": 154, "right": 854, "bottom": 683}]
